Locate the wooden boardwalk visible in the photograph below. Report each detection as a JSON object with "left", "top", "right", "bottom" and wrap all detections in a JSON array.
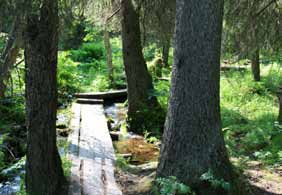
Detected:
[{"left": 68, "top": 103, "right": 122, "bottom": 195}]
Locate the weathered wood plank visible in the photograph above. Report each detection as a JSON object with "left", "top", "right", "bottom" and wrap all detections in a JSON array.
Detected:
[
  {"left": 68, "top": 103, "right": 81, "bottom": 195},
  {"left": 74, "top": 89, "right": 127, "bottom": 102},
  {"left": 220, "top": 65, "right": 248, "bottom": 72},
  {"left": 80, "top": 105, "right": 103, "bottom": 195},
  {"left": 68, "top": 104, "right": 122, "bottom": 195},
  {"left": 104, "top": 159, "right": 123, "bottom": 195},
  {"left": 76, "top": 98, "right": 104, "bottom": 105}
]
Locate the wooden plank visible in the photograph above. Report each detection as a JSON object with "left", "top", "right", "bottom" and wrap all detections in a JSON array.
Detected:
[
  {"left": 104, "top": 159, "right": 122, "bottom": 195},
  {"left": 74, "top": 89, "right": 127, "bottom": 102},
  {"left": 79, "top": 105, "right": 102, "bottom": 195},
  {"left": 68, "top": 103, "right": 81, "bottom": 195},
  {"left": 68, "top": 104, "right": 122, "bottom": 195},
  {"left": 220, "top": 65, "right": 248, "bottom": 72},
  {"left": 76, "top": 98, "right": 104, "bottom": 105}
]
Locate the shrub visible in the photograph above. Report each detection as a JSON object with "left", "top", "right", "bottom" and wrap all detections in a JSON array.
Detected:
[
  {"left": 69, "top": 42, "right": 105, "bottom": 63},
  {"left": 58, "top": 52, "right": 81, "bottom": 102},
  {"left": 128, "top": 99, "right": 166, "bottom": 136}
]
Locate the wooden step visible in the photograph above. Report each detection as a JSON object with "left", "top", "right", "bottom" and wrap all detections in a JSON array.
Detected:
[
  {"left": 74, "top": 89, "right": 127, "bottom": 102},
  {"left": 76, "top": 98, "right": 104, "bottom": 104}
]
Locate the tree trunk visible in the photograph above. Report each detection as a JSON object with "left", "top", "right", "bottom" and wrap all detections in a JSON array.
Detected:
[
  {"left": 162, "top": 35, "right": 171, "bottom": 67},
  {"left": 121, "top": 0, "right": 160, "bottom": 133},
  {"left": 278, "top": 88, "right": 282, "bottom": 124},
  {"left": 0, "top": 16, "right": 23, "bottom": 98},
  {"left": 24, "top": 0, "right": 65, "bottom": 194},
  {"left": 104, "top": 25, "right": 114, "bottom": 86},
  {"left": 251, "top": 48, "right": 260, "bottom": 82},
  {"left": 157, "top": 0, "right": 235, "bottom": 194}
]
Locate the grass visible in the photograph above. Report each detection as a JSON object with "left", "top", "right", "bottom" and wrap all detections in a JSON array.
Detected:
[
  {"left": 153, "top": 58, "right": 282, "bottom": 167},
  {"left": 1, "top": 30, "right": 282, "bottom": 192},
  {"left": 220, "top": 63, "right": 282, "bottom": 166}
]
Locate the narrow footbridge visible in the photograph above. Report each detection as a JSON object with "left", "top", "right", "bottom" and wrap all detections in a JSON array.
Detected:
[{"left": 68, "top": 90, "right": 127, "bottom": 195}]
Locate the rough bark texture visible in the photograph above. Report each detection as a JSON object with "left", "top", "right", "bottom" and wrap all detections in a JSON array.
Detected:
[
  {"left": 0, "top": 15, "right": 23, "bottom": 98},
  {"left": 157, "top": 0, "right": 235, "bottom": 194},
  {"left": 121, "top": 0, "right": 160, "bottom": 132},
  {"left": 104, "top": 26, "right": 114, "bottom": 86},
  {"left": 24, "top": 0, "right": 65, "bottom": 194},
  {"left": 278, "top": 88, "right": 282, "bottom": 124},
  {"left": 251, "top": 48, "right": 260, "bottom": 82},
  {"left": 162, "top": 35, "right": 171, "bottom": 67}
]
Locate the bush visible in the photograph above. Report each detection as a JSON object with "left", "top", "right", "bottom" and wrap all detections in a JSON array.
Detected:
[
  {"left": 263, "top": 65, "right": 282, "bottom": 94},
  {"left": 58, "top": 52, "right": 81, "bottom": 102},
  {"left": 0, "top": 97, "right": 25, "bottom": 125},
  {"left": 69, "top": 42, "right": 105, "bottom": 63},
  {"left": 128, "top": 99, "right": 166, "bottom": 136}
]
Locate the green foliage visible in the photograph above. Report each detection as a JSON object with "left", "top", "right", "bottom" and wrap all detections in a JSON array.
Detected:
[
  {"left": 144, "top": 131, "right": 159, "bottom": 144},
  {"left": 0, "top": 35, "right": 5, "bottom": 50},
  {"left": 61, "top": 155, "right": 72, "bottom": 178},
  {"left": 128, "top": 101, "right": 166, "bottom": 136},
  {"left": 263, "top": 63, "right": 282, "bottom": 94},
  {"left": 16, "top": 173, "right": 27, "bottom": 195},
  {"left": 115, "top": 154, "right": 131, "bottom": 171},
  {"left": 0, "top": 151, "right": 4, "bottom": 169},
  {"left": 153, "top": 60, "right": 281, "bottom": 166},
  {"left": 83, "top": 26, "right": 103, "bottom": 43},
  {"left": 148, "top": 56, "right": 164, "bottom": 78},
  {"left": 0, "top": 97, "right": 25, "bottom": 127},
  {"left": 200, "top": 169, "right": 231, "bottom": 191},
  {"left": 69, "top": 42, "right": 105, "bottom": 63},
  {"left": 155, "top": 176, "right": 194, "bottom": 195},
  {"left": 58, "top": 52, "right": 81, "bottom": 102},
  {"left": 143, "top": 43, "right": 159, "bottom": 61},
  {"left": 221, "top": 65, "right": 282, "bottom": 166},
  {"left": 154, "top": 80, "right": 170, "bottom": 110},
  {"left": 59, "top": 17, "right": 87, "bottom": 50},
  {"left": 0, "top": 137, "right": 4, "bottom": 170},
  {"left": 57, "top": 139, "right": 72, "bottom": 177}
]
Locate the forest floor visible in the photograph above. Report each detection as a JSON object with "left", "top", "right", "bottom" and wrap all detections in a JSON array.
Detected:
[
  {"left": 114, "top": 148, "right": 282, "bottom": 195},
  {"left": 110, "top": 102, "right": 282, "bottom": 195}
]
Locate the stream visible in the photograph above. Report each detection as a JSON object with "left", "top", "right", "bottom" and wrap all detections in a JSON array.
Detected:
[
  {"left": 0, "top": 110, "right": 70, "bottom": 195},
  {"left": 0, "top": 103, "right": 131, "bottom": 194},
  {"left": 0, "top": 158, "right": 25, "bottom": 195}
]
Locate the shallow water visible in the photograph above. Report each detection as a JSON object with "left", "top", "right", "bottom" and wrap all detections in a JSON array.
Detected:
[{"left": 0, "top": 159, "right": 25, "bottom": 195}]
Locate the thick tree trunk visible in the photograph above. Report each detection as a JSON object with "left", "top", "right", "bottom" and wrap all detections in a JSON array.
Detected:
[
  {"left": 0, "top": 16, "right": 23, "bottom": 98},
  {"left": 104, "top": 26, "right": 114, "bottom": 86},
  {"left": 251, "top": 48, "right": 260, "bottom": 82},
  {"left": 121, "top": 0, "right": 160, "bottom": 132},
  {"left": 157, "top": 0, "right": 235, "bottom": 194},
  {"left": 24, "top": 0, "right": 65, "bottom": 194}
]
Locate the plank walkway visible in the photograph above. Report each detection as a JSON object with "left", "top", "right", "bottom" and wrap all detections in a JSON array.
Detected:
[{"left": 68, "top": 103, "right": 122, "bottom": 195}]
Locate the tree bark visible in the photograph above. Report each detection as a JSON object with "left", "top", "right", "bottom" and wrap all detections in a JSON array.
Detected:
[
  {"left": 104, "top": 25, "right": 114, "bottom": 86},
  {"left": 278, "top": 88, "right": 282, "bottom": 124},
  {"left": 24, "top": 0, "right": 65, "bottom": 194},
  {"left": 251, "top": 48, "right": 260, "bottom": 82},
  {"left": 157, "top": 0, "right": 235, "bottom": 194},
  {"left": 121, "top": 0, "right": 160, "bottom": 132},
  {"left": 161, "top": 34, "right": 171, "bottom": 67}
]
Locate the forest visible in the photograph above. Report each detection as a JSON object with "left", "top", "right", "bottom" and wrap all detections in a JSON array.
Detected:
[{"left": 0, "top": 0, "right": 281, "bottom": 195}]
